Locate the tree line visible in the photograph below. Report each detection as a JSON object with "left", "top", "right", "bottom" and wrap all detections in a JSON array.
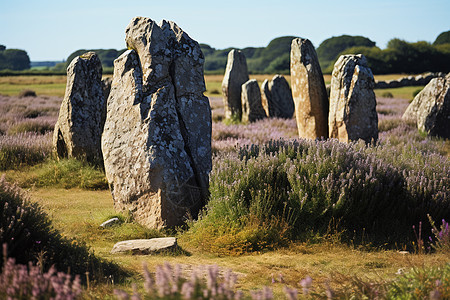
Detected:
[
  {"left": 1, "top": 30, "right": 449, "bottom": 75},
  {"left": 0, "top": 45, "right": 30, "bottom": 70}
]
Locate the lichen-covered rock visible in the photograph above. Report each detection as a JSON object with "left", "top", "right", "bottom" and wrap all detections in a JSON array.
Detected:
[
  {"left": 328, "top": 54, "right": 378, "bottom": 143},
  {"left": 222, "top": 50, "right": 249, "bottom": 120},
  {"left": 102, "top": 17, "right": 212, "bottom": 229},
  {"left": 402, "top": 73, "right": 450, "bottom": 138},
  {"left": 290, "top": 38, "right": 328, "bottom": 139},
  {"left": 241, "top": 79, "right": 266, "bottom": 123},
  {"left": 53, "top": 52, "right": 105, "bottom": 162},
  {"left": 261, "top": 75, "right": 295, "bottom": 118}
]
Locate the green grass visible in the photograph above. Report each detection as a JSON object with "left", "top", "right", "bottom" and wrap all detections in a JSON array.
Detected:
[
  {"left": 4, "top": 158, "right": 108, "bottom": 190},
  {"left": 0, "top": 82, "right": 67, "bottom": 97},
  {"left": 25, "top": 187, "right": 450, "bottom": 298},
  {"left": 375, "top": 85, "right": 425, "bottom": 100}
]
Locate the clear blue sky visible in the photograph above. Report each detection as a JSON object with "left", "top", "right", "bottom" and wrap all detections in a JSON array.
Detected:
[{"left": 1, "top": 0, "right": 449, "bottom": 61}]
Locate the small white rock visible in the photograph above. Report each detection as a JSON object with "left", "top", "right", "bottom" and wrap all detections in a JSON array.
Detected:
[{"left": 100, "top": 217, "right": 120, "bottom": 228}]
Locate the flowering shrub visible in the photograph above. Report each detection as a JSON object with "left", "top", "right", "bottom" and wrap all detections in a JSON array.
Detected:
[
  {"left": 114, "top": 262, "right": 450, "bottom": 299},
  {"left": 185, "top": 138, "right": 449, "bottom": 253},
  {"left": 429, "top": 215, "right": 450, "bottom": 253},
  {"left": 0, "top": 132, "right": 52, "bottom": 170},
  {"left": 0, "top": 251, "right": 82, "bottom": 299},
  {"left": 0, "top": 176, "right": 125, "bottom": 282}
]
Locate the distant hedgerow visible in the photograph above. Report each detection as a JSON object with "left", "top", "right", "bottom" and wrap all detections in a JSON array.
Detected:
[{"left": 184, "top": 139, "right": 449, "bottom": 253}]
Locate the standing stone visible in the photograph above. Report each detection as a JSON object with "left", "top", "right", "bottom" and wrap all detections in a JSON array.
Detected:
[
  {"left": 102, "top": 17, "right": 212, "bottom": 229},
  {"left": 53, "top": 52, "right": 105, "bottom": 162},
  {"left": 260, "top": 79, "right": 271, "bottom": 116},
  {"left": 241, "top": 79, "right": 266, "bottom": 123},
  {"left": 261, "top": 75, "right": 295, "bottom": 118},
  {"left": 402, "top": 73, "right": 450, "bottom": 138},
  {"left": 222, "top": 50, "right": 249, "bottom": 120},
  {"left": 290, "top": 38, "right": 329, "bottom": 139},
  {"left": 328, "top": 54, "right": 378, "bottom": 143}
]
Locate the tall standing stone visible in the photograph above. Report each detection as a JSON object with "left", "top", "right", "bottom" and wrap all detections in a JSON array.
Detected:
[
  {"left": 261, "top": 75, "right": 295, "bottom": 118},
  {"left": 260, "top": 79, "right": 271, "bottom": 116},
  {"left": 222, "top": 50, "right": 249, "bottom": 120},
  {"left": 402, "top": 73, "right": 450, "bottom": 138},
  {"left": 102, "top": 17, "right": 212, "bottom": 229},
  {"left": 328, "top": 54, "right": 378, "bottom": 143},
  {"left": 53, "top": 52, "right": 105, "bottom": 162},
  {"left": 241, "top": 79, "right": 266, "bottom": 123},
  {"left": 290, "top": 38, "right": 329, "bottom": 139}
]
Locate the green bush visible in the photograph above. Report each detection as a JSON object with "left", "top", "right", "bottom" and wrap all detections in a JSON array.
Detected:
[
  {"left": 0, "top": 177, "right": 126, "bottom": 281},
  {"left": 184, "top": 139, "right": 449, "bottom": 253},
  {"left": 381, "top": 91, "right": 394, "bottom": 98},
  {"left": 386, "top": 264, "right": 450, "bottom": 299}
]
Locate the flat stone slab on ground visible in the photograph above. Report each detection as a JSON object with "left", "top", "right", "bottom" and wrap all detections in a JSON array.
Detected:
[{"left": 111, "top": 237, "right": 178, "bottom": 255}]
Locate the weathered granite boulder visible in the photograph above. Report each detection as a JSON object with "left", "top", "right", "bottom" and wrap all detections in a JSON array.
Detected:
[
  {"left": 101, "top": 17, "right": 212, "bottom": 229},
  {"left": 290, "top": 38, "right": 328, "bottom": 139},
  {"left": 53, "top": 52, "right": 106, "bottom": 162},
  {"left": 402, "top": 74, "right": 450, "bottom": 138},
  {"left": 328, "top": 54, "right": 378, "bottom": 143},
  {"left": 241, "top": 79, "right": 266, "bottom": 123},
  {"left": 222, "top": 50, "right": 249, "bottom": 120},
  {"left": 261, "top": 75, "right": 295, "bottom": 118},
  {"left": 111, "top": 237, "right": 178, "bottom": 255}
]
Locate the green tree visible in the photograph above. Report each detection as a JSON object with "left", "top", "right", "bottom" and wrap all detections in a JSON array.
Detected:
[
  {"left": 0, "top": 48, "right": 30, "bottom": 70},
  {"left": 317, "top": 35, "right": 376, "bottom": 70},
  {"left": 66, "top": 49, "right": 126, "bottom": 69},
  {"left": 433, "top": 30, "right": 450, "bottom": 45}
]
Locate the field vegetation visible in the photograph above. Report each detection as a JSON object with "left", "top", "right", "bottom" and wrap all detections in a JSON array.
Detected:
[{"left": 0, "top": 75, "right": 449, "bottom": 299}]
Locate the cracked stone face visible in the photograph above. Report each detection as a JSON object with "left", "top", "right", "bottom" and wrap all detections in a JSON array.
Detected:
[
  {"left": 328, "top": 54, "right": 378, "bottom": 143},
  {"left": 290, "top": 38, "right": 329, "bottom": 139},
  {"left": 53, "top": 51, "right": 106, "bottom": 163},
  {"left": 403, "top": 73, "right": 450, "bottom": 138},
  {"left": 261, "top": 75, "right": 295, "bottom": 119},
  {"left": 102, "top": 17, "right": 212, "bottom": 229}
]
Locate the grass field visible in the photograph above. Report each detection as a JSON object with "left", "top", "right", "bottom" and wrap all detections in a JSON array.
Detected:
[
  {"left": 27, "top": 187, "right": 449, "bottom": 298},
  {"left": 0, "top": 74, "right": 423, "bottom": 100},
  {"left": 1, "top": 73, "right": 448, "bottom": 298}
]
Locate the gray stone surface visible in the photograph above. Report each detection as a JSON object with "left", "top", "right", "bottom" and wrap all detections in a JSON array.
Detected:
[
  {"left": 53, "top": 52, "right": 106, "bottom": 162},
  {"left": 262, "top": 75, "right": 295, "bottom": 118},
  {"left": 241, "top": 79, "right": 266, "bottom": 123},
  {"left": 260, "top": 79, "right": 271, "bottom": 116},
  {"left": 328, "top": 54, "right": 378, "bottom": 143},
  {"left": 222, "top": 50, "right": 249, "bottom": 120},
  {"left": 102, "top": 17, "right": 211, "bottom": 229},
  {"left": 102, "top": 77, "right": 113, "bottom": 101},
  {"left": 402, "top": 73, "right": 450, "bottom": 138},
  {"left": 111, "top": 237, "right": 178, "bottom": 255},
  {"left": 290, "top": 38, "right": 329, "bottom": 139}
]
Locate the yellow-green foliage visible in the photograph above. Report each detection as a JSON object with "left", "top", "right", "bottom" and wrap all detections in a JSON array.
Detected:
[{"left": 8, "top": 158, "right": 108, "bottom": 190}]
